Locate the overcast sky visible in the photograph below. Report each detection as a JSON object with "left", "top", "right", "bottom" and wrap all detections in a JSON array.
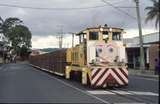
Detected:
[{"left": 0, "top": 0, "right": 158, "bottom": 48}]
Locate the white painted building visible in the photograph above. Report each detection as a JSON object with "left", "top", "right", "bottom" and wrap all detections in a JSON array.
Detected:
[
  {"left": 0, "top": 33, "right": 9, "bottom": 56},
  {"left": 0, "top": 33, "right": 10, "bottom": 46},
  {"left": 124, "top": 32, "right": 159, "bottom": 46},
  {"left": 123, "top": 32, "right": 159, "bottom": 70}
]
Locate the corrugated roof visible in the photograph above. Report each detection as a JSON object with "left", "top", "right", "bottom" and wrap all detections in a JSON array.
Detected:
[{"left": 124, "top": 32, "right": 159, "bottom": 44}]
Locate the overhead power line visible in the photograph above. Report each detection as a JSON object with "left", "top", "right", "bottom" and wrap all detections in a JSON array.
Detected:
[
  {"left": 0, "top": 3, "right": 135, "bottom": 11},
  {"left": 0, "top": 3, "right": 106, "bottom": 10},
  {"left": 101, "top": 0, "right": 137, "bottom": 20},
  {"left": 111, "top": 0, "right": 129, "bottom": 5}
]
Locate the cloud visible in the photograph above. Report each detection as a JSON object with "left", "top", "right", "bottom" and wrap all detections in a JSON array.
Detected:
[
  {"left": 0, "top": 0, "right": 158, "bottom": 48},
  {"left": 32, "top": 35, "right": 58, "bottom": 49},
  {"left": 32, "top": 34, "right": 79, "bottom": 49}
]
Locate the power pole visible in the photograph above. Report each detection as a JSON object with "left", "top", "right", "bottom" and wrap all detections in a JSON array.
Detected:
[
  {"left": 57, "top": 25, "right": 63, "bottom": 48},
  {"left": 134, "top": 0, "right": 145, "bottom": 72},
  {"left": 68, "top": 32, "right": 75, "bottom": 48},
  {"left": 57, "top": 35, "right": 63, "bottom": 48},
  {"left": 70, "top": 32, "right": 75, "bottom": 48}
]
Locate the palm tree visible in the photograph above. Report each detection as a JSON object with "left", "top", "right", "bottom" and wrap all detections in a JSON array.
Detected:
[{"left": 145, "top": 0, "right": 160, "bottom": 28}]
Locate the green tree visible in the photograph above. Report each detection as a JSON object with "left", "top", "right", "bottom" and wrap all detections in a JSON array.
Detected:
[
  {"left": 8, "top": 25, "right": 32, "bottom": 53},
  {"left": 0, "top": 17, "right": 22, "bottom": 38},
  {"left": 1, "top": 17, "right": 32, "bottom": 60},
  {"left": 145, "top": 0, "right": 160, "bottom": 28},
  {"left": 20, "top": 45, "right": 32, "bottom": 60}
]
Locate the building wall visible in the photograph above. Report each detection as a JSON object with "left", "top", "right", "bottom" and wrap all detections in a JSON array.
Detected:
[
  {"left": 149, "top": 44, "right": 159, "bottom": 70},
  {"left": 126, "top": 47, "right": 149, "bottom": 69},
  {"left": 123, "top": 32, "right": 159, "bottom": 45}
]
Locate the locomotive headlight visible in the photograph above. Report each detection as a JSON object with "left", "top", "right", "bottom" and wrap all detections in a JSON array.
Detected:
[
  {"left": 100, "top": 27, "right": 103, "bottom": 32},
  {"left": 109, "top": 28, "right": 112, "bottom": 32}
]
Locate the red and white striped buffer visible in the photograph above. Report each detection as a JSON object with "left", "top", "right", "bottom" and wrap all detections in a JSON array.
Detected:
[{"left": 91, "top": 67, "right": 128, "bottom": 87}]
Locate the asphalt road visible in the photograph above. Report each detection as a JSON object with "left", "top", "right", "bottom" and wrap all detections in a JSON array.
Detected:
[{"left": 0, "top": 62, "right": 159, "bottom": 104}]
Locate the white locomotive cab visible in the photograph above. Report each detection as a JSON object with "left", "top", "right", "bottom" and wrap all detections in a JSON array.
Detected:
[
  {"left": 88, "top": 46, "right": 96, "bottom": 64},
  {"left": 87, "top": 41, "right": 126, "bottom": 65},
  {"left": 87, "top": 41, "right": 96, "bottom": 65},
  {"left": 113, "top": 41, "right": 127, "bottom": 63}
]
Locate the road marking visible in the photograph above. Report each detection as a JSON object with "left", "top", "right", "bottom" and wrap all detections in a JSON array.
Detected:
[
  {"left": 50, "top": 75, "right": 111, "bottom": 104},
  {"left": 87, "top": 90, "right": 159, "bottom": 96},
  {"left": 31, "top": 64, "right": 110, "bottom": 104},
  {"left": 87, "top": 90, "right": 131, "bottom": 95},
  {"left": 30, "top": 64, "right": 158, "bottom": 104},
  {"left": 131, "top": 75, "right": 158, "bottom": 81},
  {"left": 87, "top": 91, "right": 115, "bottom": 95},
  {"left": 112, "top": 90, "right": 132, "bottom": 95},
  {"left": 128, "top": 91, "right": 159, "bottom": 96}
]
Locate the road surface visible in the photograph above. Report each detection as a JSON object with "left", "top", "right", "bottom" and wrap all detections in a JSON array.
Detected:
[{"left": 0, "top": 62, "right": 159, "bottom": 103}]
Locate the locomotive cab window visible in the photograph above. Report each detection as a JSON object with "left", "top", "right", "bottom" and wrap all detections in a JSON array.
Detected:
[
  {"left": 79, "top": 33, "right": 87, "bottom": 43},
  {"left": 112, "top": 32, "right": 121, "bottom": 40},
  {"left": 89, "top": 32, "right": 99, "bottom": 40}
]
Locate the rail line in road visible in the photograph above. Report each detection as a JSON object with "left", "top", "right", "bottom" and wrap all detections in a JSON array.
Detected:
[
  {"left": 0, "top": 63, "right": 158, "bottom": 103},
  {"left": 110, "top": 89, "right": 157, "bottom": 104},
  {"left": 51, "top": 73, "right": 110, "bottom": 104},
  {"left": 30, "top": 64, "right": 110, "bottom": 104},
  {"left": 129, "top": 75, "right": 159, "bottom": 82},
  {"left": 52, "top": 74, "right": 158, "bottom": 104},
  {"left": 30, "top": 64, "right": 158, "bottom": 104},
  {"left": 87, "top": 89, "right": 158, "bottom": 104}
]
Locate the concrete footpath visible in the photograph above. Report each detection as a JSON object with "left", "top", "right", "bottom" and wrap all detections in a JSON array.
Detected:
[{"left": 129, "top": 69, "right": 159, "bottom": 79}]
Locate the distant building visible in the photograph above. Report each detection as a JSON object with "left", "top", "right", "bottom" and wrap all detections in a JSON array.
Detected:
[
  {"left": 0, "top": 34, "right": 8, "bottom": 53},
  {"left": 30, "top": 50, "right": 40, "bottom": 56},
  {"left": 0, "top": 33, "right": 8, "bottom": 63},
  {"left": 124, "top": 32, "right": 159, "bottom": 70},
  {"left": 30, "top": 49, "right": 47, "bottom": 56},
  {"left": 0, "top": 34, "right": 5, "bottom": 50},
  {"left": 0, "top": 33, "right": 9, "bottom": 46}
]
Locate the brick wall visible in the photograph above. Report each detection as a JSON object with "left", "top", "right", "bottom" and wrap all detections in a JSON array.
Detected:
[{"left": 149, "top": 44, "right": 159, "bottom": 70}]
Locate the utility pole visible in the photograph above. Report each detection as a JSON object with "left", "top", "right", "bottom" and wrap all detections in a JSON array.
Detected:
[
  {"left": 57, "top": 25, "right": 63, "bottom": 48},
  {"left": 70, "top": 32, "right": 75, "bottom": 48},
  {"left": 68, "top": 32, "right": 75, "bottom": 48},
  {"left": 72, "top": 33, "right": 74, "bottom": 48},
  {"left": 134, "top": 0, "right": 145, "bottom": 72},
  {"left": 57, "top": 35, "right": 62, "bottom": 48}
]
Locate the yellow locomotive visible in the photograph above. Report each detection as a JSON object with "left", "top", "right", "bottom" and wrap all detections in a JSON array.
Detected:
[{"left": 30, "top": 25, "right": 128, "bottom": 88}]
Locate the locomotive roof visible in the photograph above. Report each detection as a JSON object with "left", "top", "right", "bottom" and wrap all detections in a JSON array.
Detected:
[
  {"left": 76, "top": 26, "right": 124, "bottom": 36},
  {"left": 86, "top": 26, "right": 123, "bottom": 30}
]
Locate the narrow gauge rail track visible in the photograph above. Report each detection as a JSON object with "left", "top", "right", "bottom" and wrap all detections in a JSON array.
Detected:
[
  {"left": 30, "top": 64, "right": 156, "bottom": 104},
  {"left": 109, "top": 88, "right": 157, "bottom": 104},
  {"left": 87, "top": 88, "right": 157, "bottom": 104}
]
